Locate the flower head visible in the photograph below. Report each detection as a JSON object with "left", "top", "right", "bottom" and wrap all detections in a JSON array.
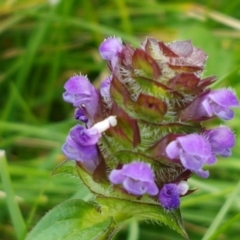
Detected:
[
  {"left": 109, "top": 162, "right": 159, "bottom": 196},
  {"left": 62, "top": 36, "right": 238, "bottom": 218}
]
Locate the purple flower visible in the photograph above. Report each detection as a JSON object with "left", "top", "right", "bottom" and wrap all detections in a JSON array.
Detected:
[
  {"left": 62, "top": 125, "right": 101, "bottom": 172},
  {"left": 159, "top": 181, "right": 189, "bottom": 210},
  {"left": 166, "top": 134, "right": 216, "bottom": 178},
  {"left": 99, "top": 37, "right": 123, "bottom": 60},
  {"left": 109, "top": 162, "right": 159, "bottom": 196},
  {"left": 63, "top": 75, "right": 99, "bottom": 119},
  {"left": 204, "top": 126, "right": 235, "bottom": 157},
  {"left": 99, "top": 37, "right": 123, "bottom": 69},
  {"left": 159, "top": 184, "right": 180, "bottom": 210},
  {"left": 201, "top": 89, "right": 239, "bottom": 120},
  {"left": 62, "top": 116, "right": 117, "bottom": 172},
  {"left": 182, "top": 89, "right": 239, "bottom": 121}
]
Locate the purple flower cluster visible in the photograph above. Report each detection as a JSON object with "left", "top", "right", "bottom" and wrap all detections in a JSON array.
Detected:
[{"left": 62, "top": 36, "right": 239, "bottom": 212}]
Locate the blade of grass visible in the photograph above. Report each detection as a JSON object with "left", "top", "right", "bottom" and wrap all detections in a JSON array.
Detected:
[
  {"left": 25, "top": 178, "right": 50, "bottom": 232},
  {"left": 202, "top": 180, "right": 240, "bottom": 240},
  {"left": 81, "top": 0, "right": 102, "bottom": 44},
  {"left": 2, "top": 5, "right": 53, "bottom": 121},
  {"left": 9, "top": 82, "right": 39, "bottom": 124},
  {"left": 26, "top": 12, "right": 139, "bottom": 45},
  {"left": 208, "top": 212, "right": 240, "bottom": 239},
  {"left": 114, "top": 0, "right": 132, "bottom": 34},
  {"left": 0, "top": 121, "right": 66, "bottom": 141},
  {"left": 127, "top": 218, "right": 139, "bottom": 240},
  {"left": 42, "top": 0, "right": 73, "bottom": 121},
  {"left": 0, "top": 150, "right": 26, "bottom": 240}
]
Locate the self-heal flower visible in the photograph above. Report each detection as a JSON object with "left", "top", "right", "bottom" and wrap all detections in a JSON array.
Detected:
[
  {"left": 62, "top": 125, "right": 100, "bottom": 172},
  {"left": 201, "top": 89, "right": 239, "bottom": 120},
  {"left": 99, "top": 37, "right": 123, "bottom": 60},
  {"left": 166, "top": 134, "right": 216, "bottom": 178},
  {"left": 159, "top": 181, "right": 189, "bottom": 211},
  {"left": 109, "top": 162, "right": 159, "bottom": 196},
  {"left": 63, "top": 75, "right": 99, "bottom": 119},
  {"left": 61, "top": 36, "right": 239, "bottom": 236},
  {"left": 181, "top": 89, "right": 239, "bottom": 121},
  {"left": 62, "top": 116, "right": 117, "bottom": 172},
  {"left": 204, "top": 126, "right": 235, "bottom": 157},
  {"left": 99, "top": 37, "right": 123, "bottom": 69}
]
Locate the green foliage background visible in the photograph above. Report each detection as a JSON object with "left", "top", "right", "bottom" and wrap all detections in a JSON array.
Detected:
[{"left": 0, "top": 0, "right": 240, "bottom": 239}]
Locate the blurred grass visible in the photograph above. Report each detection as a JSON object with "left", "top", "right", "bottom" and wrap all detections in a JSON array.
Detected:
[{"left": 0, "top": 0, "right": 240, "bottom": 239}]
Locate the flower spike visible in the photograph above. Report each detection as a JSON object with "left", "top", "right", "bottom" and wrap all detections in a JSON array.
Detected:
[{"left": 61, "top": 36, "right": 238, "bottom": 229}]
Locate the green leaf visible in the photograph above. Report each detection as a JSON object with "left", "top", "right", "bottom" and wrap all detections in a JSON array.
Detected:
[
  {"left": 26, "top": 199, "right": 113, "bottom": 240},
  {"left": 98, "top": 197, "right": 188, "bottom": 240},
  {"left": 51, "top": 160, "right": 78, "bottom": 178},
  {"left": 77, "top": 166, "right": 188, "bottom": 239}
]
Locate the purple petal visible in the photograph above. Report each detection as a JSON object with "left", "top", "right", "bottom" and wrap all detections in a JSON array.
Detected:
[
  {"left": 100, "top": 76, "right": 112, "bottom": 105},
  {"left": 69, "top": 125, "right": 101, "bottom": 146},
  {"left": 75, "top": 108, "right": 88, "bottom": 123},
  {"left": 99, "top": 37, "right": 123, "bottom": 60},
  {"left": 211, "top": 104, "right": 234, "bottom": 120},
  {"left": 64, "top": 75, "right": 92, "bottom": 96},
  {"left": 159, "top": 184, "right": 180, "bottom": 210},
  {"left": 176, "top": 181, "right": 189, "bottom": 195},
  {"left": 62, "top": 136, "right": 99, "bottom": 172},
  {"left": 177, "top": 134, "right": 212, "bottom": 158},
  {"left": 180, "top": 151, "right": 203, "bottom": 171},
  {"left": 121, "top": 162, "right": 155, "bottom": 182},
  {"left": 145, "top": 182, "right": 159, "bottom": 196},
  {"left": 202, "top": 98, "right": 213, "bottom": 117},
  {"left": 203, "top": 89, "right": 239, "bottom": 120},
  {"left": 109, "top": 169, "right": 125, "bottom": 184},
  {"left": 195, "top": 169, "right": 209, "bottom": 178},
  {"left": 209, "top": 89, "right": 239, "bottom": 108},
  {"left": 109, "top": 162, "right": 158, "bottom": 196},
  {"left": 205, "top": 126, "right": 235, "bottom": 157},
  {"left": 62, "top": 136, "right": 82, "bottom": 160},
  {"left": 165, "top": 140, "right": 180, "bottom": 159},
  {"left": 123, "top": 178, "right": 148, "bottom": 195},
  {"left": 63, "top": 75, "right": 99, "bottom": 117},
  {"left": 205, "top": 154, "right": 217, "bottom": 165}
]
